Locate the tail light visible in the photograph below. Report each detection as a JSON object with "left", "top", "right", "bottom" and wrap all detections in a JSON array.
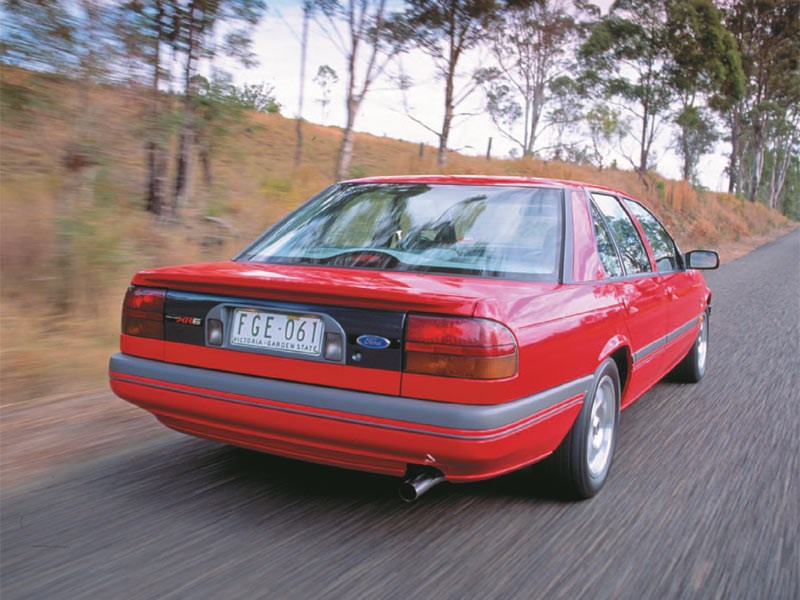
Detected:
[
  {"left": 122, "top": 286, "right": 166, "bottom": 339},
  {"left": 404, "top": 315, "right": 518, "bottom": 379}
]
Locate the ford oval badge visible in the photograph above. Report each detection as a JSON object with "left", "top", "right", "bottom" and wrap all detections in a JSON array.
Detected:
[{"left": 356, "top": 335, "right": 391, "bottom": 350}]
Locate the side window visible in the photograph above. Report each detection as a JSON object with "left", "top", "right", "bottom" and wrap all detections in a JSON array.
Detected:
[
  {"left": 624, "top": 199, "right": 681, "bottom": 272},
  {"left": 592, "top": 193, "right": 652, "bottom": 275},
  {"left": 590, "top": 202, "right": 624, "bottom": 278}
]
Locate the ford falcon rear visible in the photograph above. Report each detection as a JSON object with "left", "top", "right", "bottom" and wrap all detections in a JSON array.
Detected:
[{"left": 110, "top": 176, "right": 717, "bottom": 500}]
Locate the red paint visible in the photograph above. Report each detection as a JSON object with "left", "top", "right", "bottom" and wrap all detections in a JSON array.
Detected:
[
  {"left": 110, "top": 176, "right": 713, "bottom": 487},
  {"left": 110, "top": 371, "right": 582, "bottom": 481}
]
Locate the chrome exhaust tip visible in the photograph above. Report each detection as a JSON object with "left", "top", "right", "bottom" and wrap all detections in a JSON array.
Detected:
[{"left": 399, "top": 469, "right": 445, "bottom": 502}]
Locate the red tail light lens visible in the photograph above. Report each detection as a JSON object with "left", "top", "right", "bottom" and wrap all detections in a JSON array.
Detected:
[
  {"left": 404, "top": 315, "right": 518, "bottom": 379},
  {"left": 122, "top": 286, "right": 166, "bottom": 339}
]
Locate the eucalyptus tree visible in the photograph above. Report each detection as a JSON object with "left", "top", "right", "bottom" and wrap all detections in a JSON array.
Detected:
[
  {"left": 119, "top": 0, "right": 265, "bottom": 216},
  {"left": 665, "top": 0, "right": 743, "bottom": 185},
  {"left": 314, "top": 0, "right": 405, "bottom": 179},
  {"left": 722, "top": 0, "right": 799, "bottom": 203},
  {"left": 120, "top": 0, "right": 180, "bottom": 215},
  {"left": 579, "top": 0, "right": 675, "bottom": 179},
  {"left": 477, "top": 0, "right": 582, "bottom": 158},
  {"left": 764, "top": 104, "right": 799, "bottom": 211},
  {"left": 400, "top": 0, "right": 531, "bottom": 166},
  {"left": 314, "top": 65, "right": 339, "bottom": 124},
  {"left": 170, "top": 0, "right": 265, "bottom": 216}
]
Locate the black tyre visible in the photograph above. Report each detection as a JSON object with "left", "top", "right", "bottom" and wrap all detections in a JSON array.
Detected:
[
  {"left": 671, "top": 309, "right": 709, "bottom": 383},
  {"left": 551, "top": 358, "right": 620, "bottom": 499}
]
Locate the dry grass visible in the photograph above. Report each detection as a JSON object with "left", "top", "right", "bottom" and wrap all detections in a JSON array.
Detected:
[{"left": 0, "top": 66, "right": 792, "bottom": 403}]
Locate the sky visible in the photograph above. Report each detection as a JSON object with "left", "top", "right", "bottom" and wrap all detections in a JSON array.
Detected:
[{"left": 227, "top": 1, "right": 731, "bottom": 191}]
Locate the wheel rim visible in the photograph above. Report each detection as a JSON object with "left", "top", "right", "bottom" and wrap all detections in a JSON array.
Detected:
[
  {"left": 587, "top": 375, "right": 615, "bottom": 478},
  {"left": 697, "top": 317, "right": 708, "bottom": 372}
]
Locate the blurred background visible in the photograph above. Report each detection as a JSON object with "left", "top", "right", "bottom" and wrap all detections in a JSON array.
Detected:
[{"left": 1, "top": 0, "right": 797, "bottom": 402}]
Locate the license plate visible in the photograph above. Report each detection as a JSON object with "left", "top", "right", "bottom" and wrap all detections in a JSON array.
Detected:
[{"left": 230, "top": 309, "right": 324, "bottom": 356}]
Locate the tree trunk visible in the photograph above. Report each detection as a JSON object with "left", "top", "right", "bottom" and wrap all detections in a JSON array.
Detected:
[
  {"left": 294, "top": 2, "right": 311, "bottom": 166},
  {"left": 199, "top": 133, "right": 212, "bottom": 188},
  {"left": 437, "top": 109, "right": 452, "bottom": 166},
  {"left": 334, "top": 20, "right": 360, "bottom": 181},
  {"left": 748, "top": 114, "right": 766, "bottom": 202},
  {"left": 172, "top": 123, "right": 194, "bottom": 217},
  {"left": 172, "top": 1, "right": 200, "bottom": 217},
  {"left": 438, "top": 61, "right": 456, "bottom": 167},
  {"left": 335, "top": 97, "right": 358, "bottom": 180},
  {"left": 145, "top": 0, "right": 165, "bottom": 215},
  {"left": 639, "top": 107, "right": 649, "bottom": 174},
  {"left": 769, "top": 139, "right": 792, "bottom": 211},
  {"left": 681, "top": 120, "right": 692, "bottom": 182},
  {"left": 727, "top": 109, "right": 740, "bottom": 195},
  {"left": 146, "top": 141, "right": 166, "bottom": 215}
]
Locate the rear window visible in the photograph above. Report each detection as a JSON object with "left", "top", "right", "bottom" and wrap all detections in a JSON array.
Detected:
[{"left": 240, "top": 183, "right": 564, "bottom": 281}]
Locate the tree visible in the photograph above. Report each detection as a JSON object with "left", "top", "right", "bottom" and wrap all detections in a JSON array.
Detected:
[
  {"left": 672, "top": 106, "right": 718, "bottom": 184},
  {"left": 765, "top": 105, "right": 799, "bottom": 210},
  {"left": 120, "top": 0, "right": 179, "bottom": 215},
  {"left": 233, "top": 83, "right": 281, "bottom": 113},
  {"left": 665, "top": 0, "right": 743, "bottom": 184},
  {"left": 171, "top": 0, "right": 266, "bottom": 216},
  {"left": 579, "top": 0, "right": 675, "bottom": 179},
  {"left": 401, "top": 0, "right": 517, "bottom": 166},
  {"left": 314, "top": 65, "right": 339, "bottom": 123},
  {"left": 722, "top": 0, "right": 800, "bottom": 202},
  {"left": 2, "top": 0, "right": 123, "bottom": 309},
  {"left": 477, "top": 0, "right": 578, "bottom": 158},
  {"left": 585, "top": 103, "right": 628, "bottom": 169},
  {"left": 315, "top": 0, "right": 404, "bottom": 179},
  {"left": 545, "top": 75, "right": 585, "bottom": 160},
  {"left": 118, "top": 0, "right": 265, "bottom": 216}
]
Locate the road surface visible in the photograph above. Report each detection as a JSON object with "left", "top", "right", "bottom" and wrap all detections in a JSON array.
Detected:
[{"left": 2, "top": 229, "right": 798, "bottom": 599}]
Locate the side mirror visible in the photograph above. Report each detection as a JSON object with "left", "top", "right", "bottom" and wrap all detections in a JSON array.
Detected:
[{"left": 686, "top": 250, "right": 719, "bottom": 270}]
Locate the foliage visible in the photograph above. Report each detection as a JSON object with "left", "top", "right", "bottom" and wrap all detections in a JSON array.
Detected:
[
  {"left": 231, "top": 82, "right": 282, "bottom": 114},
  {"left": 722, "top": 0, "right": 800, "bottom": 205},
  {"left": 579, "top": 0, "right": 675, "bottom": 175},
  {"left": 477, "top": 0, "right": 579, "bottom": 158},
  {"left": 313, "top": 0, "right": 406, "bottom": 179},
  {"left": 313, "top": 64, "right": 339, "bottom": 123},
  {"left": 399, "top": 0, "right": 516, "bottom": 166},
  {"left": 666, "top": 0, "right": 743, "bottom": 184},
  {"left": 585, "top": 103, "right": 629, "bottom": 170},
  {"left": 673, "top": 105, "right": 719, "bottom": 185},
  {"left": 1, "top": 0, "right": 111, "bottom": 77}
]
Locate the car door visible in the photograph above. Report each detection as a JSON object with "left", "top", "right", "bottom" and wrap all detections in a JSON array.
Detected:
[
  {"left": 623, "top": 198, "right": 706, "bottom": 367},
  {"left": 590, "top": 192, "right": 667, "bottom": 406}
]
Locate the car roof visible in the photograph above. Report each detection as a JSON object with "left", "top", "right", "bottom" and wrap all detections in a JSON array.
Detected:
[{"left": 342, "top": 174, "right": 628, "bottom": 197}]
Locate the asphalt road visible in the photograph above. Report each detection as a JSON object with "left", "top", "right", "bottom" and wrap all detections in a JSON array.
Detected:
[{"left": 2, "top": 229, "right": 798, "bottom": 600}]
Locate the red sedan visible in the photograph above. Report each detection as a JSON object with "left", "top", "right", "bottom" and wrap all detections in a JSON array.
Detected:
[{"left": 110, "top": 176, "right": 719, "bottom": 500}]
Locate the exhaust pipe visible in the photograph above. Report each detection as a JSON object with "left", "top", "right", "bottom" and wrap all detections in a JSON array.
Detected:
[{"left": 399, "top": 469, "right": 445, "bottom": 502}]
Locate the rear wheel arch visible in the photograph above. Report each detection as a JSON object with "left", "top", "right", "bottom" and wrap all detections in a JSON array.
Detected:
[
  {"left": 609, "top": 346, "right": 630, "bottom": 401},
  {"left": 597, "top": 338, "right": 631, "bottom": 402}
]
